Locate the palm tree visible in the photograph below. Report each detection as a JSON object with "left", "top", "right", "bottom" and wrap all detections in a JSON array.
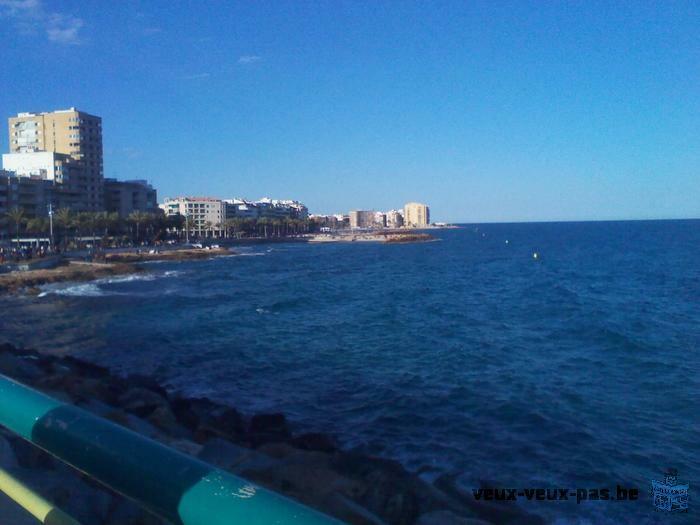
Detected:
[
  {"left": 128, "top": 211, "right": 149, "bottom": 243},
  {"left": 54, "top": 208, "right": 73, "bottom": 249},
  {"left": 204, "top": 221, "right": 213, "bottom": 238},
  {"left": 26, "top": 217, "right": 48, "bottom": 236},
  {"left": 5, "top": 207, "right": 25, "bottom": 246}
]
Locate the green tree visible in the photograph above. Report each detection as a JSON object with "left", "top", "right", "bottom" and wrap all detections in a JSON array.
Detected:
[
  {"left": 26, "top": 217, "right": 48, "bottom": 236},
  {"left": 54, "top": 208, "right": 74, "bottom": 248},
  {"left": 5, "top": 207, "right": 25, "bottom": 246},
  {"left": 128, "top": 211, "right": 150, "bottom": 243}
]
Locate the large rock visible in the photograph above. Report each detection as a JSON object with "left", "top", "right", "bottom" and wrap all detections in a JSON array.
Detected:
[
  {"left": 118, "top": 387, "right": 169, "bottom": 418},
  {"left": 193, "top": 405, "right": 246, "bottom": 443},
  {"left": 170, "top": 397, "right": 217, "bottom": 430},
  {"left": 198, "top": 438, "right": 278, "bottom": 473},
  {"left": 434, "top": 474, "right": 546, "bottom": 525},
  {"left": 417, "top": 510, "right": 493, "bottom": 525},
  {"left": 0, "top": 352, "right": 41, "bottom": 382},
  {"left": 320, "top": 492, "right": 387, "bottom": 525},
  {"left": 10, "top": 439, "right": 55, "bottom": 470},
  {"left": 291, "top": 432, "right": 338, "bottom": 453},
  {"left": 0, "top": 435, "right": 17, "bottom": 469},
  {"left": 248, "top": 413, "right": 292, "bottom": 445}
]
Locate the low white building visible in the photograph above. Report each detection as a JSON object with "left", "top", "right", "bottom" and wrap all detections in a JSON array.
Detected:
[
  {"left": 385, "top": 209, "right": 404, "bottom": 228},
  {"left": 224, "top": 197, "right": 309, "bottom": 221},
  {"left": 2, "top": 151, "right": 70, "bottom": 182}
]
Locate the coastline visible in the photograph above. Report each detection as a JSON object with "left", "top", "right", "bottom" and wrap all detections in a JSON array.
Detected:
[
  {"left": 0, "top": 343, "right": 543, "bottom": 525},
  {"left": 0, "top": 247, "right": 233, "bottom": 295},
  {"left": 308, "top": 232, "right": 437, "bottom": 244},
  {"left": 0, "top": 261, "right": 142, "bottom": 295}
]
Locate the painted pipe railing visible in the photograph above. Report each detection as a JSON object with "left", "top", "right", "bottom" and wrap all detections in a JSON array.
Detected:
[
  {"left": 0, "top": 374, "right": 341, "bottom": 525},
  {"left": 0, "top": 467, "right": 81, "bottom": 525}
]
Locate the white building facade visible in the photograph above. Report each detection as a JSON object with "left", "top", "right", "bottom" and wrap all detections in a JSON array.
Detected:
[{"left": 160, "top": 197, "right": 225, "bottom": 237}]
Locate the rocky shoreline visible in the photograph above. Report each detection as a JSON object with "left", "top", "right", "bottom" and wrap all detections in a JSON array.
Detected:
[
  {"left": 0, "top": 248, "right": 232, "bottom": 295},
  {"left": 103, "top": 247, "right": 231, "bottom": 263},
  {"left": 308, "top": 232, "right": 436, "bottom": 244},
  {"left": 0, "top": 344, "right": 546, "bottom": 525},
  {"left": 0, "top": 261, "right": 142, "bottom": 295}
]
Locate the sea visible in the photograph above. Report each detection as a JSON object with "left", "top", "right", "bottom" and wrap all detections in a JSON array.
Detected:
[{"left": 1, "top": 220, "right": 698, "bottom": 524}]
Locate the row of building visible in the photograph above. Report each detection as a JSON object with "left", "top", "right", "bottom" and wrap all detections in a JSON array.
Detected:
[
  {"left": 314, "top": 202, "right": 430, "bottom": 230},
  {"left": 159, "top": 196, "right": 309, "bottom": 236},
  {"left": 1, "top": 106, "right": 431, "bottom": 239},
  {"left": 1, "top": 108, "right": 158, "bottom": 238}
]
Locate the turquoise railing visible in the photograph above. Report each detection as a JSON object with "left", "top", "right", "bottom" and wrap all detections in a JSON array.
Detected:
[{"left": 0, "top": 373, "right": 341, "bottom": 525}]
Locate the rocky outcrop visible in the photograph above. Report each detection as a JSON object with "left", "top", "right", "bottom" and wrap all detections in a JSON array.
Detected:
[
  {"left": 0, "top": 261, "right": 142, "bottom": 295},
  {"left": 0, "top": 344, "right": 530, "bottom": 525}
]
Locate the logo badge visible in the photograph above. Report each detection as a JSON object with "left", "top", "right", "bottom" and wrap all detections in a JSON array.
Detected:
[{"left": 651, "top": 469, "right": 689, "bottom": 512}]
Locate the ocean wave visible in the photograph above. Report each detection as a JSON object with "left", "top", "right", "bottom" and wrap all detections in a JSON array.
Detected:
[
  {"left": 95, "top": 273, "right": 157, "bottom": 285},
  {"left": 38, "top": 270, "right": 182, "bottom": 298},
  {"left": 38, "top": 283, "right": 110, "bottom": 297}
]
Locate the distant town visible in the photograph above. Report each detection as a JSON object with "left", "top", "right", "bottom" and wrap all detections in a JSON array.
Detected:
[{"left": 0, "top": 107, "right": 436, "bottom": 244}]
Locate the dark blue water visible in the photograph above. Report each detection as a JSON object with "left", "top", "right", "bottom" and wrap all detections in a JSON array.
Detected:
[{"left": 2, "top": 220, "right": 699, "bottom": 524}]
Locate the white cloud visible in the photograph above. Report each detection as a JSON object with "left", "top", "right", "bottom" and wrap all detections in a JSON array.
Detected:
[
  {"left": 238, "top": 55, "right": 262, "bottom": 64},
  {"left": 46, "top": 13, "right": 83, "bottom": 44},
  {"left": 0, "top": 0, "right": 84, "bottom": 44}
]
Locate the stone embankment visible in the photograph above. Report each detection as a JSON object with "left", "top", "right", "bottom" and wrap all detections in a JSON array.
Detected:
[
  {"left": 103, "top": 247, "right": 231, "bottom": 263},
  {"left": 0, "top": 344, "right": 545, "bottom": 525},
  {"left": 0, "top": 248, "right": 232, "bottom": 295},
  {"left": 0, "top": 261, "right": 141, "bottom": 295}
]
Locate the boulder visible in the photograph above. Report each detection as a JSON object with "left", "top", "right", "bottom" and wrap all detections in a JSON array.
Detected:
[
  {"left": 320, "top": 492, "right": 387, "bottom": 525},
  {"left": 198, "top": 438, "right": 278, "bottom": 473},
  {"left": 170, "top": 397, "right": 218, "bottom": 430},
  {"left": 193, "top": 406, "right": 246, "bottom": 443},
  {"left": 147, "top": 404, "right": 186, "bottom": 436},
  {"left": 0, "top": 352, "right": 41, "bottom": 382},
  {"left": 0, "top": 435, "right": 17, "bottom": 469},
  {"left": 417, "top": 510, "right": 494, "bottom": 525},
  {"left": 434, "top": 474, "right": 546, "bottom": 525},
  {"left": 248, "top": 413, "right": 291, "bottom": 445},
  {"left": 291, "top": 432, "right": 338, "bottom": 453},
  {"left": 10, "top": 439, "right": 55, "bottom": 470},
  {"left": 118, "top": 387, "right": 169, "bottom": 418}
]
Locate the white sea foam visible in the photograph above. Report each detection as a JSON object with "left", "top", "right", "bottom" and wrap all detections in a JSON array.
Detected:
[
  {"left": 38, "top": 270, "right": 181, "bottom": 298},
  {"left": 40, "top": 283, "right": 107, "bottom": 297},
  {"left": 96, "top": 273, "right": 157, "bottom": 285}
]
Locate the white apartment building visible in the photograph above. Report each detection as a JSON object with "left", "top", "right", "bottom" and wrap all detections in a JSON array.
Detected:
[
  {"left": 160, "top": 197, "right": 225, "bottom": 237},
  {"left": 385, "top": 209, "right": 404, "bottom": 228}
]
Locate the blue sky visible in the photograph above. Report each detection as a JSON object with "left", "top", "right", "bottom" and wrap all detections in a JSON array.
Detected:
[{"left": 0, "top": 0, "right": 698, "bottom": 222}]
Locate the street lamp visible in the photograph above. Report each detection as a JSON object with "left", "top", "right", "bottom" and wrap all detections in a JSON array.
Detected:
[{"left": 48, "top": 203, "right": 54, "bottom": 248}]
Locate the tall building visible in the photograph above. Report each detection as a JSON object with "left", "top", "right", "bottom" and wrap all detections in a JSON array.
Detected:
[
  {"left": 8, "top": 108, "right": 104, "bottom": 210},
  {"left": 0, "top": 167, "right": 84, "bottom": 237},
  {"left": 403, "top": 202, "right": 430, "bottom": 227},
  {"left": 104, "top": 179, "right": 158, "bottom": 218},
  {"left": 349, "top": 210, "right": 377, "bottom": 229}
]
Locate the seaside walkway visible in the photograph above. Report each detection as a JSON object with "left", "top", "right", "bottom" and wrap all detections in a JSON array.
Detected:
[{"left": 0, "top": 373, "right": 341, "bottom": 525}]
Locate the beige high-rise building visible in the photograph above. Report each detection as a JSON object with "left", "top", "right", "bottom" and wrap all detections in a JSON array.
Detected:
[
  {"left": 403, "top": 202, "right": 430, "bottom": 227},
  {"left": 8, "top": 108, "right": 104, "bottom": 210}
]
